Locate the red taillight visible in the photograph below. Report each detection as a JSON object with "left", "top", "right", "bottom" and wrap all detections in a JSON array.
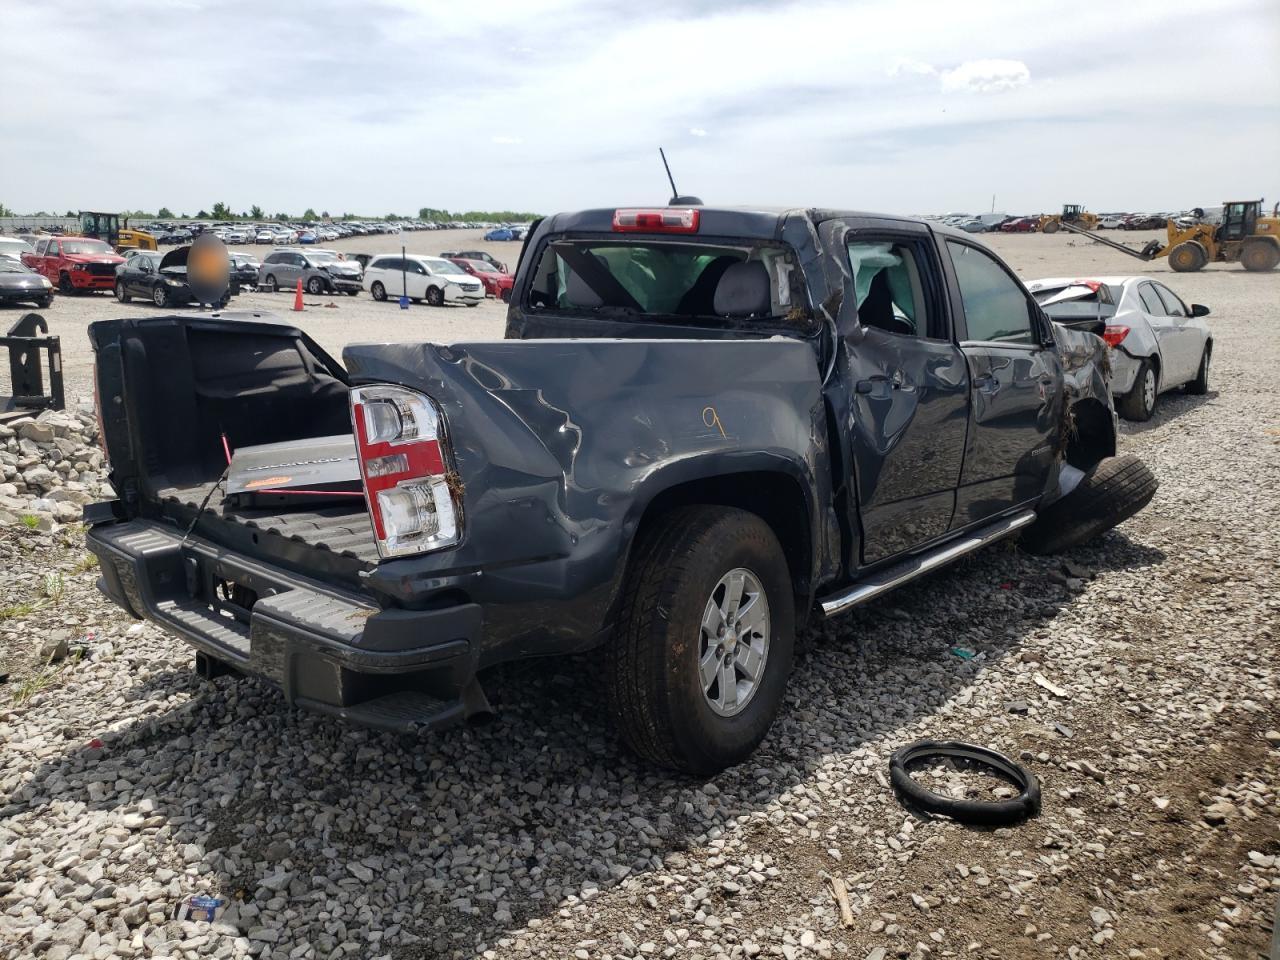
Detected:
[
  {"left": 350, "top": 385, "right": 460, "bottom": 559},
  {"left": 612, "top": 208, "right": 700, "bottom": 233},
  {"left": 1102, "top": 324, "right": 1130, "bottom": 347}
]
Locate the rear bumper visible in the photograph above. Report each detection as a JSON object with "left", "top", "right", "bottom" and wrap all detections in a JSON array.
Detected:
[
  {"left": 1109, "top": 347, "right": 1141, "bottom": 396},
  {"left": 87, "top": 516, "right": 486, "bottom": 732}
]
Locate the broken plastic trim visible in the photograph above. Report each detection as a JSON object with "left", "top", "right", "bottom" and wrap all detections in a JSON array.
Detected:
[{"left": 888, "top": 740, "right": 1041, "bottom": 826}]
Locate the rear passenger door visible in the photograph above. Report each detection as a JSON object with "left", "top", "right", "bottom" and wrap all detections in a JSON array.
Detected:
[
  {"left": 943, "top": 238, "right": 1062, "bottom": 526},
  {"left": 1147, "top": 281, "right": 1198, "bottom": 385},
  {"left": 836, "top": 219, "right": 971, "bottom": 565}
]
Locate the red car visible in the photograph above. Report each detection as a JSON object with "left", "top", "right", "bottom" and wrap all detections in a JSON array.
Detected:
[
  {"left": 447, "top": 257, "right": 514, "bottom": 301},
  {"left": 22, "top": 236, "right": 125, "bottom": 293},
  {"left": 999, "top": 217, "right": 1037, "bottom": 233}
]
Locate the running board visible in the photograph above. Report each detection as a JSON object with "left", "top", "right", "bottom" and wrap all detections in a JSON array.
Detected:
[{"left": 818, "top": 510, "right": 1036, "bottom": 618}]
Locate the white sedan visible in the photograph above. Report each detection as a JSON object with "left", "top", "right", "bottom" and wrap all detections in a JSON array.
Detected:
[
  {"left": 1028, "top": 275, "right": 1212, "bottom": 421},
  {"left": 363, "top": 254, "right": 484, "bottom": 306}
]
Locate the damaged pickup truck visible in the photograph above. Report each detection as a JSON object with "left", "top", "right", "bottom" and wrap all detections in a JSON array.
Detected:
[{"left": 85, "top": 206, "right": 1156, "bottom": 773}]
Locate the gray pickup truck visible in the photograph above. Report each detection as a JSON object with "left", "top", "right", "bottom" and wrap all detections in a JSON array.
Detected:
[{"left": 85, "top": 205, "right": 1156, "bottom": 773}]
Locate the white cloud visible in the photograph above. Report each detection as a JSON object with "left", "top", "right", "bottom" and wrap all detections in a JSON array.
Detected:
[
  {"left": 889, "top": 57, "right": 936, "bottom": 77},
  {"left": 940, "top": 59, "right": 1031, "bottom": 94},
  {"left": 491, "top": 136, "right": 523, "bottom": 145},
  {"left": 689, "top": 127, "right": 708, "bottom": 137}
]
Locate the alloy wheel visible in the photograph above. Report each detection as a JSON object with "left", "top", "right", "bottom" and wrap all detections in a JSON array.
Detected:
[{"left": 698, "top": 568, "right": 771, "bottom": 717}]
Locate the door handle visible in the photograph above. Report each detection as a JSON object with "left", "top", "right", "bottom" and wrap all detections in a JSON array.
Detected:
[
  {"left": 856, "top": 374, "right": 898, "bottom": 395},
  {"left": 973, "top": 374, "right": 1000, "bottom": 395}
]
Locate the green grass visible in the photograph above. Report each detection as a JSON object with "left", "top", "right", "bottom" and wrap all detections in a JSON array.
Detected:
[
  {"left": 20, "top": 515, "right": 40, "bottom": 530},
  {"left": 70, "top": 553, "right": 99, "bottom": 575},
  {"left": 0, "top": 600, "right": 42, "bottom": 621}
]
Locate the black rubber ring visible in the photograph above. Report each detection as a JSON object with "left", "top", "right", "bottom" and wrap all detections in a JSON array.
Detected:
[{"left": 889, "top": 740, "right": 1042, "bottom": 826}]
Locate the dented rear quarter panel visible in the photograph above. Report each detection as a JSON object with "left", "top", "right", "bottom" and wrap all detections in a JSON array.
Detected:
[{"left": 343, "top": 337, "right": 831, "bottom": 664}]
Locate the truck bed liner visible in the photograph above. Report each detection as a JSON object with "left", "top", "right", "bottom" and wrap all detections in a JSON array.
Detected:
[{"left": 156, "top": 480, "right": 379, "bottom": 564}]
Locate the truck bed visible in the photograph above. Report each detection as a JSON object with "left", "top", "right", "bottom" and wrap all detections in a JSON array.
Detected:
[{"left": 156, "top": 480, "right": 380, "bottom": 565}]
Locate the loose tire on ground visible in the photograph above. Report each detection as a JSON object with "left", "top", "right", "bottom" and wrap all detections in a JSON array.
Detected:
[
  {"left": 606, "top": 505, "right": 795, "bottom": 775},
  {"left": 1186, "top": 343, "right": 1211, "bottom": 395},
  {"left": 1239, "top": 239, "right": 1279, "bottom": 272},
  {"left": 1020, "top": 454, "right": 1158, "bottom": 555},
  {"left": 1168, "top": 241, "right": 1207, "bottom": 272},
  {"left": 1117, "top": 358, "right": 1158, "bottom": 421}
]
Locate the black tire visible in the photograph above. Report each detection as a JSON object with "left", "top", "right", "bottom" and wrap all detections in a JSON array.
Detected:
[
  {"left": 1042, "top": 220, "right": 1060, "bottom": 234},
  {"left": 371, "top": 281, "right": 386, "bottom": 301},
  {"left": 1239, "top": 240, "right": 1279, "bottom": 272},
  {"left": 1186, "top": 343, "right": 1211, "bottom": 395},
  {"left": 263, "top": 274, "right": 278, "bottom": 293},
  {"left": 466, "top": 301, "right": 479, "bottom": 308},
  {"left": 1168, "top": 241, "right": 1207, "bottom": 272},
  {"left": 152, "top": 284, "right": 168, "bottom": 308},
  {"left": 307, "top": 275, "right": 327, "bottom": 295},
  {"left": 1117, "top": 358, "right": 1157, "bottom": 421},
  {"left": 1020, "top": 454, "right": 1158, "bottom": 555},
  {"left": 607, "top": 506, "right": 795, "bottom": 775},
  {"left": 58, "top": 273, "right": 73, "bottom": 295},
  {"left": 346, "top": 289, "right": 359, "bottom": 296},
  {"left": 114, "top": 281, "right": 131, "bottom": 304},
  {"left": 37, "top": 295, "right": 53, "bottom": 309},
  {"left": 425, "top": 286, "right": 444, "bottom": 306}
]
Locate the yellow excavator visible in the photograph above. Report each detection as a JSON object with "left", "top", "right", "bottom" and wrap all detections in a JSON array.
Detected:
[
  {"left": 1039, "top": 204, "right": 1099, "bottom": 233},
  {"left": 1057, "top": 199, "right": 1280, "bottom": 272},
  {"left": 77, "top": 211, "right": 157, "bottom": 253}
]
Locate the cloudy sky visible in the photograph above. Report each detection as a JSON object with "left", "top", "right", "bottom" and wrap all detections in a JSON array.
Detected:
[{"left": 2, "top": 0, "right": 1277, "bottom": 217}]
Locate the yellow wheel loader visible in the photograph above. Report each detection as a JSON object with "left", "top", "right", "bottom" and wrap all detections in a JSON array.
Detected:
[
  {"left": 1039, "top": 204, "right": 1099, "bottom": 233},
  {"left": 1056, "top": 200, "right": 1279, "bottom": 272}
]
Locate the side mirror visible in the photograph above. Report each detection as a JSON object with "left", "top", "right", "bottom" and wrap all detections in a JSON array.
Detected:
[{"left": 1191, "top": 303, "right": 1210, "bottom": 318}]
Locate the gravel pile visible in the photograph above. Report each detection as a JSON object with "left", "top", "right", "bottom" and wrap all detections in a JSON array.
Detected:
[
  {"left": 1, "top": 237, "right": 1277, "bottom": 960},
  {"left": 0, "top": 406, "right": 110, "bottom": 532}
]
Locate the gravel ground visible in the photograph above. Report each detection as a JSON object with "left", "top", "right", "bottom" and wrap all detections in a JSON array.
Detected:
[{"left": 1, "top": 230, "right": 1278, "bottom": 960}]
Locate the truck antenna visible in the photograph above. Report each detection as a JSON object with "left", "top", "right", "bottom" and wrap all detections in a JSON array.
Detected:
[
  {"left": 659, "top": 147, "right": 704, "bottom": 207},
  {"left": 659, "top": 147, "right": 679, "bottom": 201}
]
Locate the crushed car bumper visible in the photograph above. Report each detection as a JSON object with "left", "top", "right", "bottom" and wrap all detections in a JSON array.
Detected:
[
  {"left": 86, "top": 516, "right": 486, "bottom": 732},
  {"left": 1109, "top": 347, "right": 1141, "bottom": 396}
]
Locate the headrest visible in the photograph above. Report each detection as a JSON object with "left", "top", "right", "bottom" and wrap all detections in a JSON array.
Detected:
[
  {"left": 713, "top": 261, "right": 771, "bottom": 317},
  {"left": 565, "top": 266, "right": 603, "bottom": 308}
]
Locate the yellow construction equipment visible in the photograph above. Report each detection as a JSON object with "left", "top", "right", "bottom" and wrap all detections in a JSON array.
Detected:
[
  {"left": 77, "top": 211, "right": 157, "bottom": 253},
  {"left": 1039, "top": 204, "right": 1099, "bottom": 233},
  {"left": 1058, "top": 199, "right": 1280, "bottom": 272}
]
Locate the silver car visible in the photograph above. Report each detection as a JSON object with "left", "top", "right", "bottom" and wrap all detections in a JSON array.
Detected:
[
  {"left": 1029, "top": 275, "right": 1212, "bottom": 421},
  {"left": 258, "top": 248, "right": 362, "bottom": 296}
]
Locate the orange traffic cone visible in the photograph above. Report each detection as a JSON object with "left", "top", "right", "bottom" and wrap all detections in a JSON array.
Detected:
[{"left": 293, "top": 278, "right": 304, "bottom": 312}]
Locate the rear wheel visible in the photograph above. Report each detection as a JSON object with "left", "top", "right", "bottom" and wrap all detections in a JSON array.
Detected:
[
  {"left": 1240, "top": 239, "right": 1279, "bottom": 272},
  {"left": 114, "top": 281, "right": 131, "bottom": 303},
  {"left": 1186, "top": 343, "right": 1211, "bottom": 395},
  {"left": 1168, "top": 241, "right": 1207, "bottom": 272},
  {"left": 607, "top": 506, "right": 795, "bottom": 774},
  {"left": 371, "top": 281, "right": 387, "bottom": 301},
  {"left": 1021, "top": 455, "right": 1157, "bottom": 555},
  {"left": 1117, "top": 359, "right": 1158, "bottom": 421},
  {"left": 425, "top": 286, "right": 444, "bottom": 306}
]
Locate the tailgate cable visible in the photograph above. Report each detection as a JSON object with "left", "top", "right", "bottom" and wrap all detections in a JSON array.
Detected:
[{"left": 179, "top": 466, "right": 229, "bottom": 550}]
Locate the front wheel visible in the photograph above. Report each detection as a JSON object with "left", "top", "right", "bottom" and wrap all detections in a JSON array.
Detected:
[
  {"left": 1020, "top": 455, "right": 1158, "bottom": 555},
  {"left": 607, "top": 506, "right": 795, "bottom": 774},
  {"left": 307, "top": 276, "right": 327, "bottom": 295},
  {"left": 1117, "top": 359, "right": 1157, "bottom": 421},
  {"left": 37, "top": 294, "right": 53, "bottom": 309},
  {"left": 425, "top": 286, "right": 444, "bottom": 306},
  {"left": 1168, "top": 241, "right": 1207, "bottom": 273},
  {"left": 152, "top": 284, "right": 168, "bottom": 308},
  {"left": 58, "top": 273, "right": 74, "bottom": 295},
  {"left": 371, "top": 281, "right": 387, "bottom": 301},
  {"left": 1186, "top": 344, "right": 1211, "bottom": 395}
]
